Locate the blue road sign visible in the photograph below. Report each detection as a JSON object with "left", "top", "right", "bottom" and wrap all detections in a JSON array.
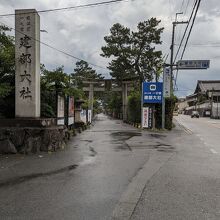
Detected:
[
  {"left": 177, "top": 60, "right": 210, "bottom": 69},
  {"left": 142, "top": 82, "right": 163, "bottom": 104}
]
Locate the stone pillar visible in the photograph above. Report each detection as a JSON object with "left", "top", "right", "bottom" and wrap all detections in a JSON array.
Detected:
[
  {"left": 122, "top": 83, "right": 128, "bottom": 121},
  {"left": 88, "top": 83, "right": 94, "bottom": 118},
  {"left": 15, "top": 9, "right": 40, "bottom": 117}
]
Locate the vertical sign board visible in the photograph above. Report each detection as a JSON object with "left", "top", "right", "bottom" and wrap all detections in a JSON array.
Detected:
[
  {"left": 88, "top": 110, "right": 92, "bottom": 123},
  {"left": 15, "top": 9, "right": 40, "bottom": 117},
  {"left": 142, "top": 107, "right": 153, "bottom": 128},
  {"left": 80, "top": 110, "right": 87, "bottom": 124},
  {"left": 163, "top": 67, "right": 171, "bottom": 98},
  {"left": 57, "top": 95, "right": 65, "bottom": 125},
  {"left": 68, "top": 96, "right": 74, "bottom": 125},
  {"left": 148, "top": 107, "right": 153, "bottom": 128},
  {"left": 142, "top": 107, "right": 149, "bottom": 128},
  {"left": 142, "top": 82, "right": 163, "bottom": 128}
]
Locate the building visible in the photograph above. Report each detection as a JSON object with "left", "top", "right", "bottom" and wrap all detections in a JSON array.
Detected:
[
  {"left": 177, "top": 98, "right": 188, "bottom": 113},
  {"left": 183, "top": 80, "right": 220, "bottom": 118}
]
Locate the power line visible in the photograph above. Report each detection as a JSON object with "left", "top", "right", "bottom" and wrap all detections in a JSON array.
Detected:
[
  {"left": 0, "top": 20, "right": 107, "bottom": 70},
  {"left": 164, "top": 40, "right": 220, "bottom": 47},
  {"left": 176, "top": 0, "right": 191, "bottom": 47},
  {"left": 174, "top": 1, "right": 201, "bottom": 88},
  {"left": 175, "top": 43, "right": 220, "bottom": 47},
  {"left": 174, "top": 0, "right": 198, "bottom": 63},
  {"left": 0, "top": 0, "right": 129, "bottom": 17},
  {"left": 180, "top": 0, "right": 201, "bottom": 60},
  {"left": 174, "top": 0, "right": 200, "bottom": 89}
]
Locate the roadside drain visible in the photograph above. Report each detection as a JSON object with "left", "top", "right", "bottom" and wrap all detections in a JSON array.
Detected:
[{"left": 0, "top": 164, "right": 78, "bottom": 188}]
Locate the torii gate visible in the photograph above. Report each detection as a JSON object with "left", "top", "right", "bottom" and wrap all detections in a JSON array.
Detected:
[{"left": 82, "top": 79, "right": 133, "bottom": 121}]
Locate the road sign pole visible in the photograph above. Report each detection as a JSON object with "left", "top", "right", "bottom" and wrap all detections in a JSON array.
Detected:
[
  {"left": 170, "top": 22, "right": 176, "bottom": 94},
  {"left": 162, "top": 97, "right": 165, "bottom": 129},
  {"left": 141, "top": 82, "right": 143, "bottom": 128},
  {"left": 162, "top": 68, "right": 165, "bottom": 129}
]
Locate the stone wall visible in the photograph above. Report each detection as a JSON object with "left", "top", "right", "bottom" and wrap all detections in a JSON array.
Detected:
[{"left": 0, "top": 126, "right": 67, "bottom": 154}]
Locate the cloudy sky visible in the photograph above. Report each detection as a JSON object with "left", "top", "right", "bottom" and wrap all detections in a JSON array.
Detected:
[{"left": 0, "top": 0, "right": 220, "bottom": 97}]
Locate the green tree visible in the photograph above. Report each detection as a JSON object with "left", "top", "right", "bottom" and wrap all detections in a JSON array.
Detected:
[
  {"left": 0, "top": 25, "right": 15, "bottom": 97},
  {"left": 40, "top": 65, "right": 83, "bottom": 117},
  {"left": 71, "top": 60, "right": 104, "bottom": 89},
  {"left": 101, "top": 18, "right": 164, "bottom": 84},
  {"left": 0, "top": 25, "right": 15, "bottom": 117},
  {"left": 127, "top": 90, "right": 141, "bottom": 123},
  {"left": 102, "top": 91, "right": 122, "bottom": 118},
  {"left": 71, "top": 60, "right": 105, "bottom": 114}
]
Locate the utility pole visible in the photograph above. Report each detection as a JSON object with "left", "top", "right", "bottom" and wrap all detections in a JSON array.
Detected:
[
  {"left": 170, "top": 13, "right": 188, "bottom": 93},
  {"left": 161, "top": 13, "right": 188, "bottom": 129}
]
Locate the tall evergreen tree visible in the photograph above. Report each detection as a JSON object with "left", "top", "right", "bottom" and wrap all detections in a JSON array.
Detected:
[
  {"left": 0, "top": 25, "right": 15, "bottom": 117},
  {"left": 0, "top": 25, "right": 15, "bottom": 97},
  {"left": 71, "top": 60, "right": 104, "bottom": 89},
  {"left": 101, "top": 18, "right": 164, "bottom": 84}
]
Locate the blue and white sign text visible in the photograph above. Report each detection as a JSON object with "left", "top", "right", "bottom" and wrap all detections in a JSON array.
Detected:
[{"left": 142, "top": 82, "right": 163, "bottom": 104}]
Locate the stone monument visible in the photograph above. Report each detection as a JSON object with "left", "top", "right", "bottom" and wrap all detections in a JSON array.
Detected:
[
  {"left": 0, "top": 9, "right": 67, "bottom": 154},
  {"left": 15, "top": 9, "right": 40, "bottom": 117}
]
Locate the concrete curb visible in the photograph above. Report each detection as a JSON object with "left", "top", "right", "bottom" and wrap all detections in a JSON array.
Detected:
[
  {"left": 173, "top": 118, "right": 193, "bottom": 135},
  {"left": 111, "top": 151, "right": 174, "bottom": 220}
]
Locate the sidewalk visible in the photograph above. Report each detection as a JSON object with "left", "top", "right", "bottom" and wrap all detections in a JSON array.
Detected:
[{"left": 112, "top": 127, "right": 180, "bottom": 220}]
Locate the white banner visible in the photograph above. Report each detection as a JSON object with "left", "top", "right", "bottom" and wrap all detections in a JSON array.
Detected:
[
  {"left": 57, "top": 95, "right": 65, "bottom": 118},
  {"left": 88, "top": 110, "right": 92, "bottom": 123},
  {"left": 80, "top": 110, "right": 87, "bottom": 124},
  {"left": 163, "top": 67, "right": 171, "bottom": 98},
  {"left": 142, "top": 107, "right": 149, "bottom": 128}
]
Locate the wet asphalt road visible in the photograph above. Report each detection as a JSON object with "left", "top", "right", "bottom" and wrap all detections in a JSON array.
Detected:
[
  {"left": 2, "top": 114, "right": 220, "bottom": 219},
  {"left": 0, "top": 114, "right": 168, "bottom": 220},
  {"left": 130, "top": 115, "right": 220, "bottom": 220},
  {"left": 174, "top": 114, "right": 220, "bottom": 154}
]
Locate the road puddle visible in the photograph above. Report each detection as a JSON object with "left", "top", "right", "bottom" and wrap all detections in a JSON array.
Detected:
[
  {"left": 154, "top": 144, "right": 174, "bottom": 152},
  {"left": 148, "top": 133, "right": 166, "bottom": 138},
  {"left": 111, "top": 131, "right": 142, "bottom": 151},
  {"left": 81, "top": 140, "right": 93, "bottom": 143},
  {"left": 79, "top": 156, "right": 96, "bottom": 166},
  {"left": 0, "top": 164, "right": 78, "bottom": 188}
]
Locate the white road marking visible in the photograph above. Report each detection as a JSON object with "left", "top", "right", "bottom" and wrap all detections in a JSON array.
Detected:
[
  {"left": 186, "top": 129, "right": 193, "bottom": 134},
  {"left": 207, "top": 121, "right": 220, "bottom": 124},
  {"left": 177, "top": 121, "right": 193, "bottom": 135},
  {"left": 211, "top": 124, "right": 220, "bottom": 129},
  {"left": 210, "top": 149, "right": 218, "bottom": 154}
]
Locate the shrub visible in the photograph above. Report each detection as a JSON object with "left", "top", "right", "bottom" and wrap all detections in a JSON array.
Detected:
[
  {"left": 165, "top": 96, "right": 178, "bottom": 130},
  {"left": 127, "top": 90, "right": 141, "bottom": 123}
]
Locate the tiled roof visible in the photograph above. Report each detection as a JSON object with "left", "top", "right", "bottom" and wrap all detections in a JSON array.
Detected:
[{"left": 195, "top": 80, "right": 220, "bottom": 93}]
